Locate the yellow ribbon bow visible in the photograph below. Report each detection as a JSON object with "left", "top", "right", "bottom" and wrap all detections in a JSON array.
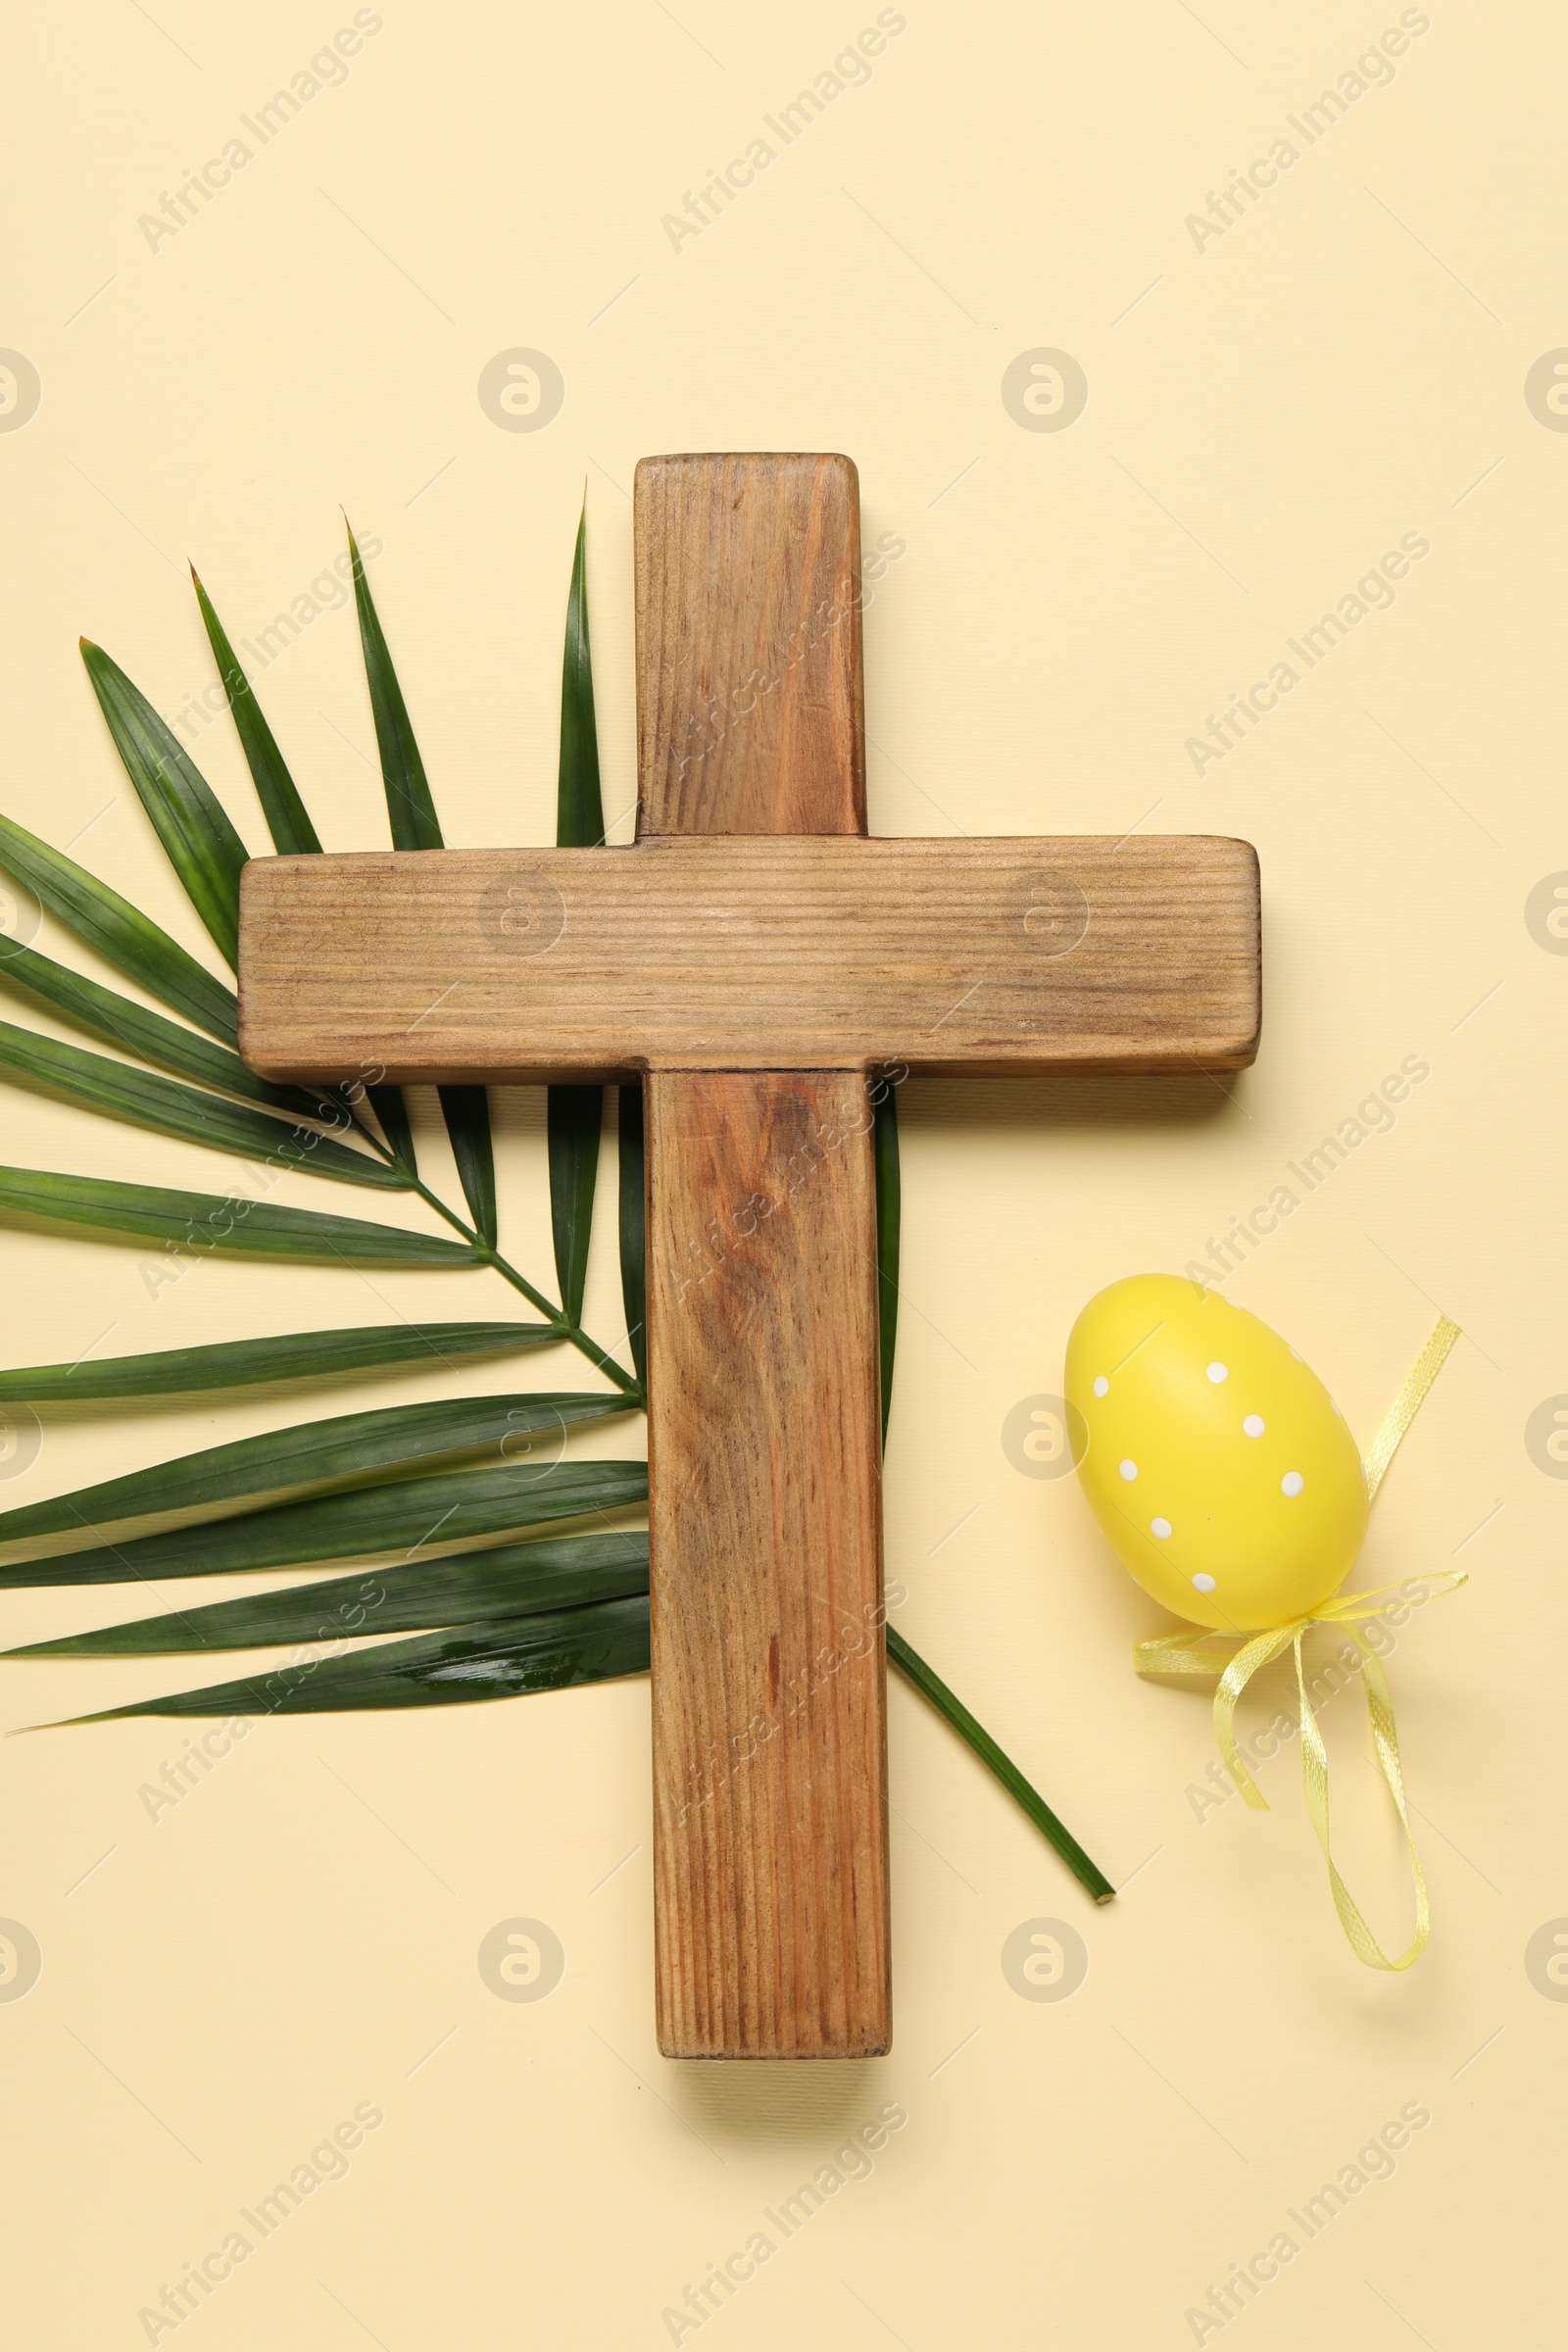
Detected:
[{"left": 1134, "top": 1317, "right": 1464, "bottom": 1971}]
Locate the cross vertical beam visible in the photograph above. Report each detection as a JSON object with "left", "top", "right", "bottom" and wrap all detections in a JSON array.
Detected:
[{"left": 636, "top": 455, "right": 891, "bottom": 2058}]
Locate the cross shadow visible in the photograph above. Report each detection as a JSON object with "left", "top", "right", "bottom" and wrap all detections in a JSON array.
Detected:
[
  {"left": 671, "top": 2054, "right": 893, "bottom": 2143},
  {"left": 902, "top": 1065, "right": 1250, "bottom": 1136}
]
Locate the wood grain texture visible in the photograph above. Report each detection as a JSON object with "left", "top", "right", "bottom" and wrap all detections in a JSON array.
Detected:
[
  {"left": 634, "top": 453, "right": 865, "bottom": 838},
  {"left": 646, "top": 1068, "right": 888, "bottom": 2058},
  {"left": 640, "top": 455, "right": 885, "bottom": 2058},
  {"left": 237, "top": 834, "right": 1261, "bottom": 1083}
]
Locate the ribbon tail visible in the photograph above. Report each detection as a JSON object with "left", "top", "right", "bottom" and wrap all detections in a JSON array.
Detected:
[
  {"left": 1315, "top": 1567, "right": 1468, "bottom": 1628},
  {"left": 1294, "top": 1626, "right": 1430, "bottom": 1972},
  {"left": 1133, "top": 1630, "right": 1247, "bottom": 1683},
  {"left": 1362, "top": 1315, "right": 1460, "bottom": 1502},
  {"left": 1213, "top": 1628, "right": 1296, "bottom": 1808}
]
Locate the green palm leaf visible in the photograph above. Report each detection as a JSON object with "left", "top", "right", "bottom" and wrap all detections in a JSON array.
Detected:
[
  {"left": 887, "top": 1627, "right": 1114, "bottom": 1903},
  {"left": 11, "top": 1528, "right": 650, "bottom": 1655},
  {"left": 348, "top": 524, "right": 494, "bottom": 1227},
  {"left": 0, "top": 1393, "right": 630, "bottom": 1547},
  {"left": 547, "top": 1089, "right": 600, "bottom": 1324},
  {"left": 0, "top": 1164, "right": 474, "bottom": 1264},
  {"left": 176, "top": 603, "right": 383, "bottom": 1152},
  {"left": 548, "top": 502, "right": 606, "bottom": 1323},
  {"left": 9, "top": 504, "right": 1112, "bottom": 1905},
  {"left": 558, "top": 499, "right": 603, "bottom": 846},
  {"left": 438, "top": 1085, "right": 497, "bottom": 1247},
  {"left": 0, "top": 1321, "right": 558, "bottom": 1403},
  {"left": 0, "top": 1457, "right": 648, "bottom": 1587},
  {"left": 191, "top": 569, "right": 322, "bottom": 856},
  {"left": 0, "top": 937, "right": 331, "bottom": 1118},
  {"left": 874, "top": 1074, "right": 901, "bottom": 1439},
  {"left": 366, "top": 1083, "right": 416, "bottom": 1174},
  {"left": 79, "top": 641, "right": 249, "bottom": 968},
  {"left": 0, "top": 1018, "right": 405, "bottom": 1189},
  {"left": 64, "top": 1593, "right": 654, "bottom": 1720},
  {"left": 0, "top": 813, "right": 238, "bottom": 1043},
  {"left": 348, "top": 522, "right": 440, "bottom": 853},
  {"left": 617, "top": 1084, "right": 646, "bottom": 1392}
]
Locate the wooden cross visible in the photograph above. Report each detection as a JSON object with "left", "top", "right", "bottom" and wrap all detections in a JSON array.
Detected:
[{"left": 238, "top": 453, "right": 1259, "bottom": 2059}]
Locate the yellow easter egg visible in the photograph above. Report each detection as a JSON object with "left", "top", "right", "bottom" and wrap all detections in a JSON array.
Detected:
[{"left": 1064, "top": 1275, "right": 1368, "bottom": 1631}]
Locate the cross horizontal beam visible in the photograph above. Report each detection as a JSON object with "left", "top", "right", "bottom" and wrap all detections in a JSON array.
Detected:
[{"left": 237, "top": 834, "right": 1259, "bottom": 1084}]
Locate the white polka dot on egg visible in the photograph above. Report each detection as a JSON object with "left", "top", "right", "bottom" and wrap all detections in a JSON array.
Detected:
[
  {"left": 1206, "top": 1361, "right": 1228, "bottom": 1384},
  {"left": 1193, "top": 1573, "right": 1216, "bottom": 1593},
  {"left": 1093, "top": 1376, "right": 1108, "bottom": 1398},
  {"left": 1282, "top": 1471, "right": 1304, "bottom": 1496},
  {"left": 1243, "top": 1414, "right": 1265, "bottom": 1438},
  {"left": 1119, "top": 1459, "right": 1138, "bottom": 1481},
  {"left": 1152, "top": 1517, "right": 1171, "bottom": 1539}
]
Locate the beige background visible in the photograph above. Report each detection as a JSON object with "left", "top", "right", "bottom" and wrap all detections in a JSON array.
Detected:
[{"left": 2, "top": 1, "right": 1561, "bottom": 2343}]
